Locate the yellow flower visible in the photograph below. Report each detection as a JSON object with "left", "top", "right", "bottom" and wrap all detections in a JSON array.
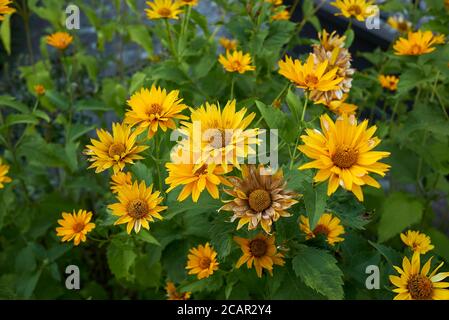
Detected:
[
  {"left": 265, "top": 0, "right": 283, "bottom": 5},
  {"left": 272, "top": 9, "right": 290, "bottom": 21},
  {"left": 393, "top": 30, "right": 441, "bottom": 56},
  {"left": 389, "top": 252, "right": 449, "bottom": 300},
  {"left": 84, "top": 123, "right": 149, "bottom": 174},
  {"left": 145, "top": 0, "right": 183, "bottom": 20},
  {"left": 319, "top": 29, "right": 346, "bottom": 52},
  {"left": 33, "top": 84, "right": 46, "bottom": 96},
  {"left": 331, "top": 0, "right": 377, "bottom": 22},
  {"left": 387, "top": 15, "right": 412, "bottom": 33},
  {"left": 401, "top": 230, "right": 435, "bottom": 255},
  {"left": 56, "top": 210, "right": 95, "bottom": 246},
  {"left": 378, "top": 74, "right": 399, "bottom": 91},
  {"left": 178, "top": 100, "right": 259, "bottom": 167},
  {"left": 234, "top": 233, "right": 285, "bottom": 278},
  {"left": 186, "top": 243, "right": 219, "bottom": 279},
  {"left": 432, "top": 34, "right": 446, "bottom": 44},
  {"left": 180, "top": 0, "right": 198, "bottom": 6},
  {"left": 165, "top": 146, "right": 231, "bottom": 202},
  {"left": 0, "top": 157, "right": 12, "bottom": 189},
  {"left": 218, "top": 50, "right": 255, "bottom": 74},
  {"left": 279, "top": 54, "right": 343, "bottom": 92},
  {"left": 46, "top": 32, "right": 73, "bottom": 50},
  {"left": 110, "top": 171, "right": 133, "bottom": 194},
  {"left": 298, "top": 114, "right": 390, "bottom": 201},
  {"left": 0, "top": 0, "right": 15, "bottom": 21},
  {"left": 220, "top": 165, "right": 299, "bottom": 234},
  {"left": 124, "top": 86, "right": 188, "bottom": 139},
  {"left": 299, "top": 213, "right": 345, "bottom": 245},
  {"left": 165, "top": 281, "right": 191, "bottom": 300},
  {"left": 108, "top": 180, "right": 167, "bottom": 234},
  {"left": 326, "top": 95, "right": 358, "bottom": 116},
  {"left": 219, "top": 37, "right": 238, "bottom": 51}
]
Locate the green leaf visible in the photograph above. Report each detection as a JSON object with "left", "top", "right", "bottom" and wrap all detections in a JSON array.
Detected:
[
  {"left": 344, "top": 29, "right": 354, "bottom": 48},
  {"left": 107, "top": 238, "right": 137, "bottom": 280},
  {"left": 128, "top": 72, "right": 147, "bottom": 95},
  {"left": 426, "top": 228, "right": 449, "bottom": 263},
  {"left": 134, "top": 258, "right": 161, "bottom": 288},
  {"left": 378, "top": 192, "right": 424, "bottom": 243},
  {"left": 292, "top": 245, "right": 344, "bottom": 300},
  {"left": 368, "top": 241, "right": 402, "bottom": 266},
  {"left": 285, "top": 89, "right": 301, "bottom": 122},
  {"left": 209, "top": 217, "right": 235, "bottom": 259},
  {"left": 301, "top": 180, "right": 328, "bottom": 229},
  {"left": 0, "top": 95, "right": 29, "bottom": 113},
  {"left": 0, "top": 14, "right": 11, "bottom": 55},
  {"left": 127, "top": 25, "right": 153, "bottom": 55},
  {"left": 135, "top": 230, "right": 161, "bottom": 246},
  {"left": 4, "top": 114, "right": 39, "bottom": 127}
]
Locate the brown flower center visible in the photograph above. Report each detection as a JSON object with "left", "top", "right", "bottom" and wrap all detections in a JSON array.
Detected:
[
  {"left": 231, "top": 60, "right": 242, "bottom": 71},
  {"left": 348, "top": 4, "right": 362, "bottom": 16},
  {"left": 108, "top": 143, "right": 126, "bottom": 158},
  {"left": 313, "top": 224, "right": 330, "bottom": 236},
  {"left": 407, "top": 274, "right": 433, "bottom": 300},
  {"left": 194, "top": 164, "right": 208, "bottom": 176},
  {"left": 249, "top": 239, "right": 268, "bottom": 257},
  {"left": 410, "top": 44, "right": 422, "bottom": 55},
  {"left": 127, "top": 199, "right": 149, "bottom": 219},
  {"left": 208, "top": 129, "right": 231, "bottom": 149},
  {"left": 397, "top": 22, "right": 409, "bottom": 32},
  {"left": 158, "top": 8, "right": 172, "bottom": 17},
  {"left": 72, "top": 222, "right": 85, "bottom": 233},
  {"left": 304, "top": 74, "right": 319, "bottom": 87},
  {"left": 147, "top": 103, "right": 163, "bottom": 115},
  {"left": 248, "top": 189, "right": 272, "bottom": 212},
  {"left": 332, "top": 146, "right": 358, "bottom": 168},
  {"left": 199, "top": 257, "right": 211, "bottom": 269}
]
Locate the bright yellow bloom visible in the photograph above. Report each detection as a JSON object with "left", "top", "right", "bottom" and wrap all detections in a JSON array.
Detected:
[
  {"left": 84, "top": 123, "right": 149, "bottom": 174},
  {"left": 178, "top": 100, "right": 259, "bottom": 167},
  {"left": 299, "top": 213, "right": 345, "bottom": 245},
  {"left": 387, "top": 16, "right": 412, "bottom": 33},
  {"left": 180, "top": 0, "right": 198, "bottom": 6},
  {"left": 0, "top": 158, "right": 12, "bottom": 189},
  {"left": 124, "top": 86, "right": 188, "bottom": 139},
  {"left": 278, "top": 54, "right": 343, "bottom": 92},
  {"left": 401, "top": 230, "right": 435, "bottom": 255},
  {"left": 379, "top": 74, "right": 399, "bottom": 91},
  {"left": 234, "top": 233, "right": 285, "bottom": 278},
  {"left": 393, "top": 30, "right": 441, "bottom": 56},
  {"left": 108, "top": 181, "right": 167, "bottom": 234},
  {"left": 218, "top": 50, "right": 255, "bottom": 74},
  {"left": 390, "top": 252, "right": 449, "bottom": 300},
  {"left": 165, "top": 282, "right": 191, "bottom": 300},
  {"left": 0, "top": 0, "right": 15, "bottom": 21},
  {"left": 46, "top": 32, "right": 73, "bottom": 50},
  {"left": 110, "top": 171, "right": 133, "bottom": 194},
  {"left": 331, "top": 0, "right": 377, "bottom": 22},
  {"left": 298, "top": 114, "right": 390, "bottom": 201},
  {"left": 272, "top": 9, "right": 290, "bottom": 21},
  {"left": 56, "top": 210, "right": 95, "bottom": 246},
  {"left": 319, "top": 29, "right": 346, "bottom": 52},
  {"left": 186, "top": 243, "right": 219, "bottom": 279},
  {"left": 219, "top": 37, "right": 238, "bottom": 51},
  {"left": 145, "top": 0, "right": 183, "bottom": 20},
  {"left": 265, "top": 0, "right": 282, "bottom": 5},
  {"left": 326, "top": 95, "right": 358, "bottom": 116},
  {"left": 33, "top": 84, "right": 46, "bottom": 96}
]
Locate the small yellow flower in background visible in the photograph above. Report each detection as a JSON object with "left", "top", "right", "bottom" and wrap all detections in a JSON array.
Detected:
[
  {"left": 108, "top": 181, "right": 167, "bottom": 234},
  {"left": 278, "top": 54, "right": 343, "bottom": 92},
  {"left": 125, "top": 86, "right": 188, "bottom": 139},
  {"left": 393, "top": 30, "right": 441, "bottom": 56},
  {"left": 401, "top": 230, "right": 435, "bottom": 255},
  {"left": 110, "top": 171, "right": 133, "bottom": 194},
  {"left": 319, "top": 29, "right": 346, "bottom": 52},
  {"left": 33, "top": 84, "right": 46, "bottom": 96},
  {"left": 165, "top": 281, "right": 191, "bottom": 300},
  {"left": 272, "top": 9, "right": 290, "bottom": 21},
  {"left": 165, "top": 146, "right": 231, "bottom": 202},
  {"left": 378, "top": 74, "right": 399, "bottom": 91},
  {"left": 326, "top": 95, "right": 358, "bottom": 116},
  {"left": 234, "top": 233, "right": 285, "bottom": 278},
  {"left": 331, "top": 0, "right": 377, "bottom": 22},
  {"left": 84, "top": 123, "right": 148, "bottom": 174},
  {"left": 220, "top": 165, "right": 298, "bottom": 234},
  {"left": 0, "top": 0, "right": 15, "bottom": 21},
  {"left": 46, "top": 32, "right": 73, "bottom": 50},
  {"left": 298, "top": 114, "right": 390, "bottom": 201},
  {"left": 0, "top": 157, "right": 12, "bottom": 189},
  {"left": 389, "top": 252, "right": 449, "bottom": 300},
  {"left": 186, "top": 243, "right": 219, "bottom": 279},
  {"left": 180, "top": 0, "right": 198, "bottom": 6},
  {"left": 265, "top": 0, "right": 283, "bottom": 5},
  {"left": 56, "top": 210, "right": 95, "bottom": 246},
  {"left": 219, "top": 50, "right": 255, "bottom": 74},
  {"left": 299, "top": 213, "right": 345, "bottom": 245},
  {"left": 387, "top": 15, "right": 412, "bottom": 34},
  {"left": 145, "top": 0, "right": 183, "bottom": 20},
  {"left": 219, "top": 37, "right": 238, "bottom": 51},
  {"left": 178, "top": 100, "right": 259, "bottom": 168}
]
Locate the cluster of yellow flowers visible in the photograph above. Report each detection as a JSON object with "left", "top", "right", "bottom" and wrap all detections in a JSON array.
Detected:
[{"left": 390, "top": 230, "right": 449, "bottom": 300}]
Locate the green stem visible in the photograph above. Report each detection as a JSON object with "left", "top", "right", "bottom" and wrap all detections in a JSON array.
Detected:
[
  {"left": 230, "top": 75, "right": 235, "bottom": 100},
  {"left": 300, "top": 92, "right": 309, "bottom": 122},
  {"left": 154, "top": 135, "right": 164, "bottom": 195},
  {"left": 164, "top": 19, "right": 177, "bottom": 60},
  {"left": 271, "top": 83, "right": 290, "bottom": 106}
]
